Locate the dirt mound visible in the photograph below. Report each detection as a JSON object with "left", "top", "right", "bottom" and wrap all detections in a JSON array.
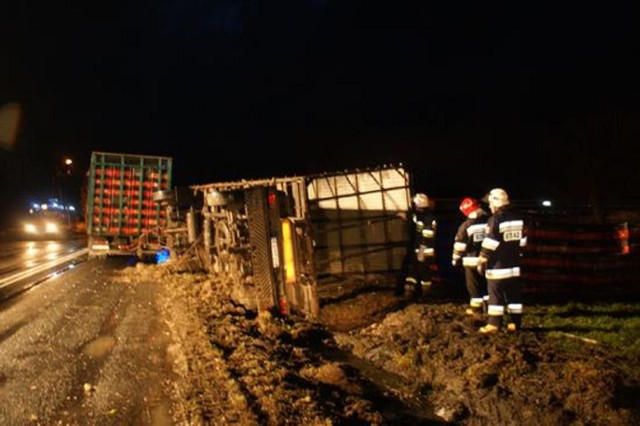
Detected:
[
  {"left": 130, "top": 262, "right": 638, "bottom": 425},
  {"left": 333, "top": 301, "right": 636, "bottom": 425},
  {"left": 159, "top": 271, "right": 396, "bottom": 425}
]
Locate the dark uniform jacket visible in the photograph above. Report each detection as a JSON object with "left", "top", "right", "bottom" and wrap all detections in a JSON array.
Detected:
[
  {"left": 412, "top": 208, "right": 437, "bottom": 260},
  {"left": 479, "top": 205, "right": 527, "bottom": 279},
  {"left": 452, "top": 212, "right": 488, "bottom": 267}
]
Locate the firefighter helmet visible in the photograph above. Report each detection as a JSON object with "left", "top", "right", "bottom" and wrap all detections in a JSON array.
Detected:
[
  {"left": 487, "top": 188, "right": 510, "bottom": 209},
  {"left": 459, "top": 197, "right": 480, "bottom": 217},
  {"left": 413, "top": 193, "right": 430, "bottom": 208}
]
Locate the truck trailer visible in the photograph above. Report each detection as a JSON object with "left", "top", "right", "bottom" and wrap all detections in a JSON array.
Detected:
[
  {"left": 188, "top": 164, "right": 412, "bottom": 320},
  {"left": 85, "top": 151, "right": 173, "bottom": 259}
]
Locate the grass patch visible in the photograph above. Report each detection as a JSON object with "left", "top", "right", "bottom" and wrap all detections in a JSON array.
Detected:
[{"left": 526, "top": 302, "right": 640, "bottom": 380}]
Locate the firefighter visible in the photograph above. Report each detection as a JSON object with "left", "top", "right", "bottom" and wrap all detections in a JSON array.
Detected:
[
  {"left": 451, "top": 197, "right": 489, "bottom": 316},
  {"left": 477, "top": 188, "right": 527, "bottom": 334},
  {"left": 402, "top": 192, "right": 437, "bottom": 298}
]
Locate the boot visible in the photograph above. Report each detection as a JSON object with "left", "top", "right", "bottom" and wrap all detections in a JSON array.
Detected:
[
  {"left": 420, "top": 281, "right": 432, "bottom": 297},
  {"left": 479, "top": 324, "right": 499, "bottom": 334}
]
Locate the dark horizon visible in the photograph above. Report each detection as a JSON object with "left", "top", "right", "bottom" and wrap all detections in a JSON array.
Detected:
[{"left": 2, "top": 2, "right": 640, "bottom": 219}]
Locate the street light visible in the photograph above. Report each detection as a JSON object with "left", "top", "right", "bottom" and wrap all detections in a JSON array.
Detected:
[
  {"left": 54, "top": 157, "right": 74, "bottom": 204},
  {"left": 63, "top": 158, "right": 73, "bottom": 176},
  {"left": 56, "top": 157, "right": 76, "bottom": 230}
]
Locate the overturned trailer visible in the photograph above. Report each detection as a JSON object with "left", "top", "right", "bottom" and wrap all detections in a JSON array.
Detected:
[{"left": 188, "top": 164, "right": 412, "bottom": 320}]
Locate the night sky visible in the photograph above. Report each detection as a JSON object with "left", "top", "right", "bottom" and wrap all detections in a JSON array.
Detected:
[{"left": 2, "top": 1, "right": 639, "bottom": 217}]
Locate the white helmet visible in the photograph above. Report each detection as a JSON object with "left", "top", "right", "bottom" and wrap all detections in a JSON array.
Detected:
[
  {"left": 413, "top": 193, "right": 429, "bottom": 208},
  {"left": 487, "top": 188, "right": 510, "bottom": 209}
]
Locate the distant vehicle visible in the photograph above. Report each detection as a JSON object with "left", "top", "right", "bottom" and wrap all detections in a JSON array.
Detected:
[{"left": 20, "top": 199, "right": 79, "bottom": 239}]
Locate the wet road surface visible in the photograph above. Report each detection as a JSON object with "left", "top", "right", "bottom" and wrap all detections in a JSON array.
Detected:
[{"left": 0, "top": 257, "right": 177, "bottom": 425}]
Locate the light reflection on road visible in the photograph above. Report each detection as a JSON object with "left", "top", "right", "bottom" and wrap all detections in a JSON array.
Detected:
[
  {"left": 0, "top": 237, "right": 87, "bottom": 286},
  {"left": 21, "top": 241, "right": 65, "bottom": 267}
]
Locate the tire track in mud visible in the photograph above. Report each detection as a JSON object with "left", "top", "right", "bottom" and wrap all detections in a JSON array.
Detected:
[
  {"left": 194, "top": 281, "right": 442, "bottom": 425},
  {"left": 154, "top": 264, "right": 449, "bottom": 425}
]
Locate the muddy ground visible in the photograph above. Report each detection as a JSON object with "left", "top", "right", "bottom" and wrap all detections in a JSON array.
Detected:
[{"left": 123, "top": 264, "right": 639, "bottom": 425}]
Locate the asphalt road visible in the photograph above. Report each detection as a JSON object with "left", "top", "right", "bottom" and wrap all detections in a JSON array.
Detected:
[{"left": 0, "top": 255, "right": 177, "bottom": 425}]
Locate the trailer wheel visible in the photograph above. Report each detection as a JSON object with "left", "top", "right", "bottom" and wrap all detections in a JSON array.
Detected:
[{"left": 214, "top": 219, "right": 232, "bottom": 271}]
